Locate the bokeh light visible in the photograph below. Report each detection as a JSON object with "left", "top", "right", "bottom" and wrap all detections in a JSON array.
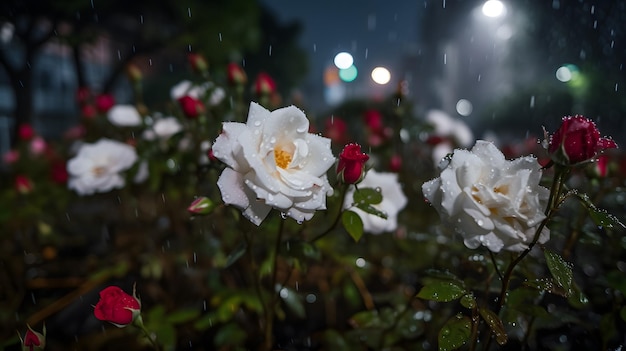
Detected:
[
  {"left": 482, "top": 0, "right": 506, "bottom": 18},
  {"left": 371, "top": 66, "right": 391, "bottom": 85},
  {"left": 456, "top": 99, "right": 473, "bottom": 116},
  {"left": 339, "top": 65, "right": 358, "bottom": 82},
  {"left": 556, "top": 64, "right": 579, "bottom": 83},
  {"left": 333, "top": 52, "right": 354, "bottom": 69}
]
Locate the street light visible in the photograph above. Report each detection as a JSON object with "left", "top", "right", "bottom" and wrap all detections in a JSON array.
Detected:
[
  {"left": 371, "top": 67, "right": 391, "bottom": 85},
  {"left": 482, "top": 0, "right": 506, "bottom": 18}
]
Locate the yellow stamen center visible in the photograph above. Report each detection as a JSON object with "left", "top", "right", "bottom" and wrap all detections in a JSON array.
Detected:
[
  {"left": 93, "top": 166, "right": 107, "bottom": 177},
  {"left": 274, "top": 148, "right": 292, "bottom": 169}
]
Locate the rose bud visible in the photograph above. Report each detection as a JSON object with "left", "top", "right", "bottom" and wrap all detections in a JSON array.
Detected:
[
  {"left": 363, "top": 109, "right": 384, "bottom": 134},
  {"left": 20, "top": 324, "right": 46, "bottom": 351},
  {"left": 187, "top": 196, "right": 215, "bottom": 215},
  {"left": 18, "top": 124, "right": 35, "bottom": 141},
  {"left": 15, "top": 175, "right": 34, "bottom": 194},
  {"left": 125, "top": 63, "right": 142, "bottom": 83},
  {"left": 188, "top": 53, "right": 208, "bottom": 74},
  {"left": 81, "top": 104, "right": 97, "bottom": 119},
  {"left": 590, "top": 154, "right": 609, "bottom": 178},
  {"left": 94, "top": 286, "right": 141, "bottom": 327},
  {"left": 95, "top": 94, "right": 115, "bottom": 113},
  {"left": 548, "top": 115, "right": 617, "bottom": 165},
  {"left": 389, "top": 154, "right": 402, "bottom": 172},
  {"left": 227, "top": 62, "right": 247, "bottom": 86},
  {"left": 337, "top": 143, "right": 369, "bottom": 184},
  {"left": 254, "top": 72, "right": 276, "bottom": 96},
  {"left": 324, "top": 116, "right": 348, "bottom": 145},
  {"left": 178, "top": 95, "right": 205, "bottom": 119}
]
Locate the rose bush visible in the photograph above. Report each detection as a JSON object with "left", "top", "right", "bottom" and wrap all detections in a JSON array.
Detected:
[
  {"left": 67, "top": 138, "right": 138, "bottom": 195},
  {"left": 344, "top": 169, "right": 407, "bottom": 234},
  {"left": 422, "top": 140, "right": 550, "bottom": 252},
  {"left": 212, "top": 102, "right": 335, "bottom": 225},
  {"left": 94, "top": 286, "right": 141, "bottom": 327}
]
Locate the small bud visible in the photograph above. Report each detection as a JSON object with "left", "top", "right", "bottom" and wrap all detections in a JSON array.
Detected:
[
  {"left": 337, "top": 143, "right": 369, "bottom": 184},
  {"left": 187, "top": 196, "right": 215, "bottom": 215},
  {"left": 94, "top": 286, "right": 141, "bottom": 328},
  {"left": 15, "top": 175, "right": 34, "bottom": 194},
  {"left": 95, "top": 94, "right": 115, "bottom": 113},
  {"left": 177, "top": 95, "right": 205, "bottom": 119},
  {"left": 254, "top": 72, "right": 276, "bottom": 96},
  {"left": 125, "top": 63, "right": 142, "bottom": 83},
  {"left": 227, "top": 62, "right": 247, "bottom": 86},
  {"left": 18, "top": 124, "right": 35, "bottom": 141},
  {"left": 389, "top": 154, "right": 402, "bottom": 172},
  {"left": 548, "top": 115, "right": 617, "bottom": 165},
  {"left": 20, "top": 324, "right": 46, "bottom": 351},
  {"left": 188, "top": 53, "right": 208, "bottom": 74}
]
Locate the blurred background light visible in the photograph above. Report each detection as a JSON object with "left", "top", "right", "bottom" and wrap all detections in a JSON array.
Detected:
[
  {"left": 333, "top": 52, "right": 354, "bottom": 69},
  {"left": 371, "top": 66, "right": 391, "bottom": 85},
  {"left": 482, "top": 0, "right": 506, "bottom": 18},
  {"left": 338, "top": 65, "right": 358, "bottom": 82},
  {"left": 456, "top": 99, "right": 473, "bottom": 116},
  {"left": 556, "top": 64, "right": 579, "bottom": 83}
]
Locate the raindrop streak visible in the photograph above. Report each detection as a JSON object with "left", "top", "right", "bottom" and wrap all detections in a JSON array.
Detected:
[
  {"left": 365, "top": 48, "right": 369, "bottom": 59},
  {"left": 218, "top": 33, "right": 222, "bottom": 41},
  {"left": 90, "top": 0, "right": 94, "bottom": 8},
  {"left": 268, "top": 45, "right": 272, "bottom": 56},
  {"left": 117, "top": 50, "right": 121, "bottom": 60},
  {"left": 443, "top": 53, "right": 447, "bottom": 65},
  {"left": 616, "top": 83, "right": 619, "bottom": 92},
  {"left": 149, "top": 58, "right": 152, "bottom": 66},
  {"left": 31, "top": 293, "right": 36, "bottom": 304},
  {"left": 140, "top": 15, "right": 143, "bottom": 24},
  {"left": 530, "top": 95, "right": 535, "bottom": 108},
  {"left": 442, "top": 0, "right": 446, "bottom": 8},
  {"left": 188, "top": 7, "right": 192, "bottom": 17}
]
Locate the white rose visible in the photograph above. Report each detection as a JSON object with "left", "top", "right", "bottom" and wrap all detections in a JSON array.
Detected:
[
  {"left": 422, "top": 140, "right": 550, "bottom": 253},
  {"left": 212, "top": 102, "right": 335, "bottom": 225},
  {"left": 170, "top": 80, "right": 206, "bottom": 100},
  {"left": 152, "top": 117, "right": 183, "bottom": 140},
  {"left": 344, "top": 169, "right": 408, "bottom": 234},
  {"left": 67, "top": 138, "right": 138, "bottom": 195},
  {"left": 107, "top": 105, "right": 142, "bottom": 127}
]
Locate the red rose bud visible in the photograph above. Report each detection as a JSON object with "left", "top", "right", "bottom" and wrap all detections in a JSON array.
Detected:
[
  {"left": 389, "top": 154, "right": 402, "bottom": 172},
  {"left": 94, "top": 286, "right": 141, "bottom": 327},
  {"left": 548, "top": 115, "right": 617, "bottom": 165},
  {"left": 178, "top": 95, "right": 205, "bottom": 118},
  {"left": 125, "top": 63, "right": 142, "bottom": 83},
  {"left": 337, "top": 143, "right": 369, "bottom": 184},
  {"left": 81, "top": 104, "right": 97, "bottom": 119},
  {"left": 187, "top": 196, "right": 215, "bottom": 215},
  {"left": 188, "top": 53, "right": 208, "bottom": 74},
  {"left": 324, "top": 116, "right": 348, "bottom": 145},
  {"left": 21, "top": 325, "right": 46, "bottom": 351},
  {"left": 95, "top": 94, "right": 115, "bottom": 113},
  {"left": 227, "top": 62, "right": 247, "bottom": 85},
  {"left": 18, "top": 124, "right": 35, "bottom": 141},
  {"left": 254, "top": 72, "right": 276, "bottom": 96},
  {"left": 51, "top": 161, "right": 69, "bottom": 184},
  {"left": 15, "top": 175, "right": 34, "bottom": 194},
  {"left": 364, "top": 109, "right": 384, "bottom": 133}
]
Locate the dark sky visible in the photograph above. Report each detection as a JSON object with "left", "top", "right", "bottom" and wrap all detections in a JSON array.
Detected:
[{"left": 258, "top": 0, "right": 422, "bottom": 108}]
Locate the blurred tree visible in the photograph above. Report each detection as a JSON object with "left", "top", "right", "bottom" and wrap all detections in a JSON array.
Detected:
[{"left": 0, "top": 0, "right": 261, "bottom": 145}]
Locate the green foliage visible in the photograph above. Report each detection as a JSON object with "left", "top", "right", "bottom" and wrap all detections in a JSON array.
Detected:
[
  {"left": 438, "top": 314, "right": 471, "bottom": 351},
  {"left": 544, "top": 249, "right": 574, "bottom": 296},
  {"left": 342, "top": 210, "right": 364, "bottom": 242}
]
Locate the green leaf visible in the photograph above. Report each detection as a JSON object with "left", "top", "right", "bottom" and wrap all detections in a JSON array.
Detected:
[
  {"left": 566, "top": 282, "right": 589, "bottom": 309},
  {"left": 166, "top": 308, "right": 201, "bottom": 324},
  {"left": 544, "top": 249, "right": 574, "bottom": 296},
  {"left": 342, "top": 210, "right": 364, "bottom": 242},
  {"left": 214, "top": 322, "right": 247, "bottom": 347},
  {"left": 355, "top": 203, "right": 388, "bottom": 219},
  {"left": 523, "top": 278, "right": 568, "bottom": 297},
  {"left": 460, "top": 293, "right": 476, "bottom": 309},
  {"left": 479, "top": 308, "right": 508, "bottom": 346},
  {"left": 438, "top": 314, "right": 471, "bottom": 351},
  {"left": 225, "top": 241, "right": 247, "bottom": 268},
  {"left": 417, "top": 279, "right": 466, "bottom": 302},
  {"left": 353, "top": 187, "right": 383, "bottom": 205},
  {"left": 576, "top": 193, "right": 626, "bottom": 230}
]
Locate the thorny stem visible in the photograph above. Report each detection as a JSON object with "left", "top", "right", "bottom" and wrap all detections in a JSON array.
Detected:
[
  {"left": 483, "top": 166, "right": 568, "bottom": 350},
  {"left": 310, "top": 183, "right": 349, "bottom": 243}
]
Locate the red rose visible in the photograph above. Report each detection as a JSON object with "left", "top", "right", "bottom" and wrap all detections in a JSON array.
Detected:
[
  {"left": 337, "top": 143, "right": 369, "bottom": 184},
  {"left": 188, "top": 53, "right": 208, "bottom": 74},
  {"left": 324, "top": 116, "right": 348, "bottom": 145},
  {"left": 94, "top": 286, "right": 141, "bottom": 327},
  {"left": 254, "top": 72, "right": 276, "bottom": 96},
  {"left": 18, "top": 124, "right": 35, "bottom": 141},
  {"left": 95, "top": 94, "right": 115, "bottom": 113},
  {"left": 15, "top": 175, "right": 34, "bottom": 194},
  {"left": 50, "top": 161, "right": 69, "bottom": 184},
  {"left": 178, "top": 95, "right": 205, "bottom": 118},
  {"left": 548, "top": 115, "right": 617, "bottom": 165},
  {"left": 227, "top": 62, "right": 247, "bottom": 85},
  {"left": 21, "top": 325, "right": 45, "bottom": 351},
  {"left": 364, "top": 109, "right": 384, "bottom": 133}
]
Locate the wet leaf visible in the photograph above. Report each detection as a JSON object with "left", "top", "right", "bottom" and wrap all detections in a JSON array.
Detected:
[
  {"left": 417, "top": 279, "right": 466, "bottom": 302},
  {"left": 479, "top": 308, "right": 508, "bottom": 346},
  {"left": 438, "top": 314, "right": 471, "bottom": 351},
  {"left": 353, "top": 187, "right": 383, "bottom": 205},
  {"left": 523, "top": 278, "right": 568, "bottom": 297},
  {"left": 460, "top": 293, "right": 476, "bottom": 309},
  {"left": 566, "top": 282, "right": 589, "bottom": 309},
  {"left": 342, "top": 210, "right": 364, "bottom": 242},
  {"left": 576, "top": 193, "right": 626, "bottom": 230},
  {"left": 356, "top": 202, "right": 388, "bottom": 219},
  {"left": 214, "top": 322, "right": 246, "bottom": 347},
  {"left": 544, "top": 249, "right": 574, "bottom": 296}
]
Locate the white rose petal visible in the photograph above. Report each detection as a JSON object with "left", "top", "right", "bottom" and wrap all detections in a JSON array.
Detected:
[
  {"left": 422, "top": 140, "right": 550, "bottom": 253},
  {"left": 67, "top": 138, "right": 138, "bottom": 195},
  {"left": 213, "top": 102, "right": 335, "bottom": 225},
  {"left": 344, "top": 170, "right": 408, "bottom": 235},
  {"left": 107, "top": 105, "right": 142, "bottom": 127}
]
